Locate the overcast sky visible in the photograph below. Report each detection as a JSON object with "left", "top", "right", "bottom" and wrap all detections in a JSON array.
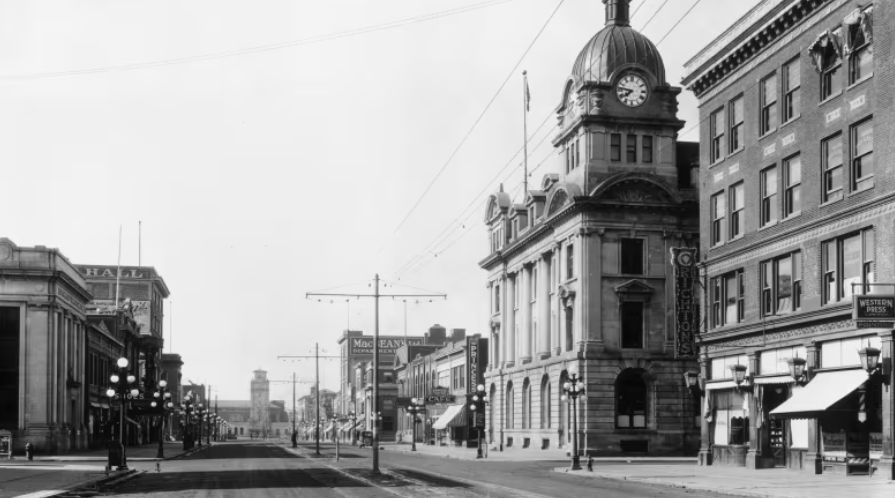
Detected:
[{"left": 1, "top": 0, "right": 760, "bottom": 401}]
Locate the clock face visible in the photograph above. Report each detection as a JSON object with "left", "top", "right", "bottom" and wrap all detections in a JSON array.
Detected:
[{"left": 617, "top": 75, "right": 648, "bottom": 107}]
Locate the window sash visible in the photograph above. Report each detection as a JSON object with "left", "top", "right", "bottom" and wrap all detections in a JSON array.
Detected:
[
  {"left": 761, "top": 167, "right": 777, "bottom": 226},
  {"left": 760, "top": 74, "right": 778, "bottom": 134},
  {"left": 642, "top": 135, "right": 653, "bottom": 163},
  {"left": 729, "top": 183, "right": 743, "bottom": 239},
  {"left": 621, "top": 302, "right": 644, "bottom": 348},
  {"left": 710, "top": 109, "right": 725, "bottom": 162},
  {"left": 610, "top": 134, "right": 621, "bottom": 161},
  {"left": 620, "top": 238, "right": 644, "bottom": 275},
  {"left": 626, "top": 135, "right": 637, "bottom": 162},
  {"left": 729, "top": 98, "right": 744, "bottom": 152},
  {"left": 852, "top": 121, "right": 874, "bottom": 192},
  {"left": 823, "top": 135, "right": 844, "bottom": 202},
  {"left": 783, "top": 155, "right": 801, "bottom": 217},
  {"left": 712, "top": 192, "right": 726, "bottom": 246},
  {"left": 783, "top": 61, "right": 800, "bottom": 122}
]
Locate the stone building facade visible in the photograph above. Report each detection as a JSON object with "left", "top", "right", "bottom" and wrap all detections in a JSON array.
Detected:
[
  {"left": 682, "top": 0, "right": 893, "bottom": 479},
  {"left": 0, "top": 238, "right": 92, "bottom": 454},
  {"left": 481, "top": 0, "right": 700, "bottom": 456}
]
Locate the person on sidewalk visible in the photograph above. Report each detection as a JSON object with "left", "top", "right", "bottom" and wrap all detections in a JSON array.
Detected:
[
  {"left": 25, "top": 442, "right": 33, "bottom": 461},
  {"left": 291, "top": 431, "right": 297, "bottom": 448}
]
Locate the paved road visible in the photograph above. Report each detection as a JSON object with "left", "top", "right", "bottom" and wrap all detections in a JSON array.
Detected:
[{"left": 95, "top": 441, "right": 728, "bottom": 498}]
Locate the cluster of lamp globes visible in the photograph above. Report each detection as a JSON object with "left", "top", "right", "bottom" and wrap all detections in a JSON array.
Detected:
[
  {"left": 469, "top": 384, "right": 487, "bottom": 411},
  {"left": 104, "top": 357, "right": 174, "bottom": 409}
]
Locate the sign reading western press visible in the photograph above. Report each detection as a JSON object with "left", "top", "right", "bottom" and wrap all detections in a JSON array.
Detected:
[
  {"left": 853, "top": 295, "right": 895, "bottom": 328},
  {"left": 348, "top": 336, "right": 425, "bottom": 356}
]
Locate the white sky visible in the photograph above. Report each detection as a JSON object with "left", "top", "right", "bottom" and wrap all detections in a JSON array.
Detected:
[{"left": 0, "top": 0, "right": 760, "bottom": 401}]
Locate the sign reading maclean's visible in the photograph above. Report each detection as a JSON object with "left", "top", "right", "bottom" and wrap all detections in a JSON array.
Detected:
[{"left": 348, "top": 336, "right": 424, "bottom": 356}]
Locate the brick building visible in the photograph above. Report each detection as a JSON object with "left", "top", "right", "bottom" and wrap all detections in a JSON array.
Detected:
[
  {"left": 682, "top": 0, "right": 892, "bottom": 479},
  {"left": 481, "top": 0, "right": 700, "bottom": 456}
]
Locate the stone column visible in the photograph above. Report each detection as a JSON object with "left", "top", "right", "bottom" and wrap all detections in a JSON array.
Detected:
[
  {"left": 520, "top": 265, "right": 532, "bottom": 364},
  {"left": 697, "top": 354, "right": 712, "bottom": 466},
  {"left": 878, "top": 330, "right": 894, "bottom": 479},
  {"left": 746, "top": 352, "right": 760, "bottom": 469},
  {"left": 537, "top": 254, "right": 551, "bottom": 359},
  {"left": 505, "top": 273, "right": 516, "bottom": 368},
  {"left": 804, "top": 342, "right": 822, "bottom": 474}
]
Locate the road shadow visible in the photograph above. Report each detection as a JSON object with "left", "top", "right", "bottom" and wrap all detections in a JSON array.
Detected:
[
  {"left": 107, "top": 468, "right": 370, "bottom": 493},
  {"left": 183, "top": 444, "right": 299, "bottom": 460},
  {"left": 388, "top": 468, "right": 471, "bottom": 488}
]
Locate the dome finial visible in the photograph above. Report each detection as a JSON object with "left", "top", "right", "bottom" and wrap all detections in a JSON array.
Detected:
[{"left": 603, "top": 0, "right": 631, "bottom": 27}]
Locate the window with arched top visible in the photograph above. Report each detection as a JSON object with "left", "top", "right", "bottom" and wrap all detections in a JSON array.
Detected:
[
  {"left": 522, "top": 378, "right": 531, "bottom": 429},
  {"left": 506, "top": 381, "right": 515, "bottom": 429},
  {"left": 540, "top": 375, "right": 551, "bottom": 429},
  {"left": 616, "top": 369, "right": 648, "bottom": 429}
]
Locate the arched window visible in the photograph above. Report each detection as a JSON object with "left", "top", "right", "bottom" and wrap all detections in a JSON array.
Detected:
[
  {"left": 616, "top": 369, "right": 648, "bottom": 429},
  {"left": 489, "top": 383, "right": 496, "bottom": 442},
  {"left": 540, "top": 375, "right": 551, "bottom": 429},
  {"left": 522, "top": 378, "right": 531, "bottom": 429},
  {"left": 506, "top": 382, "right": 515, "bottom": 429},
  {"left": 559, "top": 371, "right": 568, "bottom": 444}
]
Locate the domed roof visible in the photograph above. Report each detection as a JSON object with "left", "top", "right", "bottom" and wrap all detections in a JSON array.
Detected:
[{"left": 571, "top": 25, "right": 666, "bottom": 85}]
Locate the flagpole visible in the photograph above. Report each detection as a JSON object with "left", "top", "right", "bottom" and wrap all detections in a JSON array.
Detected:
[
  {"left": 523, "top": 70, "right": 529, "bottom": 196},
  {"left": 115, "top": 226, "right": 122, "bottom": 308}
]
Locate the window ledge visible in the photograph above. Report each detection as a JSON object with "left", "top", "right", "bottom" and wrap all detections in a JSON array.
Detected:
[
  {"left": 847, "top": 184, "right": 874, "bottom": 198},
  {"left": 728, "top": 147, "right": 744, "bottom": 159},
  {"left": 818, "top": 91, "right": 843, "bottom": 107},
  {"left": 819, "top": 196, "right": 843, "bottom": 208},
  {"left": 728, "top": 235, "right": 744, "bottom": 243},
  {"left": 709, "top": 157, "right": 726, "bottom": 168},
  {"left": 758, "top": 129, "right": 777, "bottom": 141},
  {"left": 781, "top": 212, "right": 802, "bottom": 222},
  {"left": 758, "top": 221, "right": 778, "bottom": 232},
  {"left": 780, "top": 115, "right": 801, "bottom": 130},
  {"left": 847, "top": 74, "right": 873, "bottom": 91}
]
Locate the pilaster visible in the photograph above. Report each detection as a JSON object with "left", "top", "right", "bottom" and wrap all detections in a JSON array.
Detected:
[
  {"left": 520, "top": 264, "right": 532, "bottom": 364},
  {"left": 745, "top": 353, "right": 759, "bottom": 469},
  {"left": 697, "top": 353, "right": 712, "bottom": 466},
  {"left": 537, "top": 252, "right": 552, "bottom": 360},
  {"left": 877, "top": 331, "right": 894, "bottom": 479},
  {"left": 804, "top": 342, "right": 822, "bottom": 474},
  {"left": 505, "top": 272, "right": 516, "bottom": 368}
]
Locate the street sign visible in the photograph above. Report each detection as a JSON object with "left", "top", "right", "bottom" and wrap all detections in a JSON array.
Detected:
[
  {"left": 425, "top": 394, "right": 456, "bottom": 404},
  {"left": 432, "top": 387, "right": 449, "bottom": 397},
  {"left": 853, "top": 295, "right": 895, "bottom": 320}
]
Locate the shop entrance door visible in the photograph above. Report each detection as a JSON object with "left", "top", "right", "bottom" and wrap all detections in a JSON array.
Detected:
[{"left": 764, "top": 386, "right": 789, "bottom": 468}]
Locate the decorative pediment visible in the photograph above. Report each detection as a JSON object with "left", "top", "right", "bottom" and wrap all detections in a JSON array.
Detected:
[
  {"left": 614, "top": 279, "right": 654, "bottom": 303},
  {"left": 545, "top": 182, "right": 582, "bottom": 218},
  {"left": 485, "top": 191, "right": 512, "bottom": 223},
  {"left": 590, "top": 173, "right": 681, "bottom": 205}
]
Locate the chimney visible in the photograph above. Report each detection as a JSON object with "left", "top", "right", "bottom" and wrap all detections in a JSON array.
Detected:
[{"left": 603, "top": 0, "right": 631, "bottom": 27}]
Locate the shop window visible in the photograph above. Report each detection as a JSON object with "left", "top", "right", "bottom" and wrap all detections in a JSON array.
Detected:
[
  {"left": 620, "top": 302, "right": 643, "bottom": 349},
  {"left": 761, "top": 251, "right": 801, "bottom": 316},
  {"left": 851, "top": 119, "right": 873, "bottom": 192},
  {"left": 729, "top": 96, "right": 744, "bottom": 153},
  {"left": 610, "top": 134, "right": 622, "bottom": 162},
  {"left": 759, "top": 346, "right": 808, "bottom": 375},
  {"left": 759, "top": 73, "right": 777, "bottom": 136},
  {"left": 729, "top": 183, "right": 743, "bottom": 240},
  {"left": 760, "top": 165, "right": 777, "bottom": 227},
  {"left": 616, "top": 370, "right": 647, "bottom": 429},
  {"left": 711, "top": 270, "right": 744, "bottom": 328},
  {"left": 783, "top": 154, "right": 801, "bottom": 218},
  {"left": 711, "top": 191, "right": 726, "bottom": 246},
  {"left": 821, "top": 335, "right": 881, "bottom": 368},
  {"left": 712, "top": 390, "right": 749, "bottom": 445},
  {"left": 822, "top": 133, "right": 843, "bottom": 203},
  {"left": 782, "top": 58, "right": 800, "bottom": 122},
  {"left": 710, "top": 108, "right": 724, "bottom": 162},
  {"left": 710, "top": 355, "right": 748, "bottom": 380},
  {"left": 620, "top": 238, "right": 644, "bottom": 275},
  {"left": 822, "top": 229, "right": 874, "bottom": 305},
  {"left": 642, "top": 135, "right": 653, "bottom": 163},
  {"left": 846, "top": 7, "right": 873, "bottom": 84}
]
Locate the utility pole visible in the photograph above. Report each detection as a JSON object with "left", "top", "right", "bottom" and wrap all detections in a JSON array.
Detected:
[
  {"left": 305, "top": 274, "right": 446, "bottom": 474},
  {"left": 277, "top": 348, "right": 339, "bottom": 455},
  {"left": 268, "top": 375, "right": 314, "bottom": 448}
]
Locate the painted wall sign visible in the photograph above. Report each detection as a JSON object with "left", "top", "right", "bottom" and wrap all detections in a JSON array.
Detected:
[
  {"left": 671, "top": 248, "right": 699, "bottom": 357},
  {"left": 80, "top": 266, "right": 153, "bottom": 279},
  {"left": 348, "top": 336, "right": 425, "bottom": 356}
]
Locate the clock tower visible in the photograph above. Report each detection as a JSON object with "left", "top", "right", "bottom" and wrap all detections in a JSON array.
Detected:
[{"left": 554, "top": 0, "right": 688, "bottom": 194}]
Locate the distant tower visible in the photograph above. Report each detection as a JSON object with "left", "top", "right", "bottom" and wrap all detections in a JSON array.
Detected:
[{"left": 250, "top": 369, "right": 270, "bottom": 434}]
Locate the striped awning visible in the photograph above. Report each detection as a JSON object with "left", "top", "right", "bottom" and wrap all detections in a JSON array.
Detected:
[{"left": 432, "top": 404, "right": 466, "bottom": 430}]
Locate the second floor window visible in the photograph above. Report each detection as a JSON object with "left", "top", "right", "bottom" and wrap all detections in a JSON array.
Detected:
[
  {"left": 760, "top": 73, "right": 777, "bottom": 135},
  {"left": 823, "top": 229, "right": 874, "bottom": 304},
  {"left": 782, "top": 59, "right": 800, "bottom": 122},
  {"left": 761, "top": 251, "right": 801, "bottom": 316},
  {"left": 620, "top": 238, "right": 644, "bottom": 275},
  {"left": 760, "top": 166, "right": 777, "bottom": 227},
  {"left": 620, "top": 302, "right": 644, "bottom": 349},
  {"left": 783, "top": 154, "right": 801, "bottom": 218},
  {"left": 494, "top": 285, "right": 501, "bottom": 313},
  {"left": 729, "top": 97, "right": 744, "bottom": 153},
  {"left": 822, "top": 133, "right": 843, "bottom": 203},
  {"left": 711, "top": 270, "right": 744, "bottom": 328},
  {"left": 611, "top": 134, "right": 622, "bottom": 162},
  {"left": 729, "top": 182, "right": 744, "bottom": 240},
  {"left": 852, "top": 119, "right": 874, "bottom": 192},
  {"left": 711, "top": 191, "right": 726, "bottom": 246},
  {"left": 710, "top": 108, "right": 725, "bottom": 162},
  {"left": 642, "top": 135, "right": 653, "bottom": 163}
]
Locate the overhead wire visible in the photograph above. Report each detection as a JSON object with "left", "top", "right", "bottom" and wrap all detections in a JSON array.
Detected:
[
  {"left": 0, "top": 0, "right": 521, "bottom": 82},
  {"left": 373, "top": 0, "right": 568, "bottom": 258},
  {"left": 396, "top": 0, "right": 710, "bottom": 277}
]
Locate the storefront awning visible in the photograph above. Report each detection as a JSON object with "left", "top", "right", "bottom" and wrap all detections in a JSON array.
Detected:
[
  {"left": 770, "top": 369, "right": 868, "bottom": 420},
  {"left": 704, "top": 380, "right": 738, "bottom": 391},
  {"left": 754, "top": 375, "right": 795, "bottom": 385},
  {"left": 90, "top": 402, "right": 101, "bottom": 408},
  {"left": 432, "top": 404, "right": 466, "bottom": 430}
]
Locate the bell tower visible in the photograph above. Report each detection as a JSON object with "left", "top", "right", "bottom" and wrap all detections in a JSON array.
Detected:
[{"left": 250, "top": 369, "right": 270, "bottom": 434}]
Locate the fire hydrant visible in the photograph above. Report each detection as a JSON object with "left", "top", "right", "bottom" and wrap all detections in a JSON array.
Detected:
[{"left": 25, "top": 442, "right": 33, "bottom": 461}]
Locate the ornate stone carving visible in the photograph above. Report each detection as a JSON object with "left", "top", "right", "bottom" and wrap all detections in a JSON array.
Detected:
[
  {"left": 589, "top": 89, "right": 604, "bottom": 114},
  {"left": 615, "top": 189, "right": 656, "bottom": 202},
  {"left": 559, "top": 285, "right": 576, "bottom": 309},
  {"left": 704, "top": 320, "right": 855, "bottom": 351}
]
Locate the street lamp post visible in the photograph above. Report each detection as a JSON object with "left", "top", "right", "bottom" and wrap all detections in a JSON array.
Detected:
[
  {"left": 332, "top": 415, "right": 341, "bottom": 461},
  {"left": 152, "top": 380, "right": 174, "bottom": 459},
  {"left": 406, "top": 398, "right": 425, "bottom": 452},
  {"left": 106, "top": 357, "right": 140, "bottom": 471},
  {"left": 561, "top": 366, "right": 584, "bottom": 471},
  {"left": 469, "top": 384, "right": 486, "bottom": 459},
  {"left": 181, "top": 391, "right": 197, "bottom": 451}
]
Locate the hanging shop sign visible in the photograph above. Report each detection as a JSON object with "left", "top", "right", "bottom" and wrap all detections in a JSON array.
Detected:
[
  {"left": 671, "top": 248, "right": 699, "bottom": 357},
  {"left": 853, "top": 295, "right": 895, "bottom": 328}
]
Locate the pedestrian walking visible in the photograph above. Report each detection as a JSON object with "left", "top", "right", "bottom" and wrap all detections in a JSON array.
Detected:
[
  {"left": 25, "top": 442, "right": 33, "bottom": 461},
  {"left": 587, "top": 455, "right": 594, "bottom": 472},
  {"left": 291, "top": 431, "right": 297, "bottom": 448}
]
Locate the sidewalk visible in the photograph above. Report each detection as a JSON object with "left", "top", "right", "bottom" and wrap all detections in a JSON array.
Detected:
[
  {"left": 375, "top": 441, "right": 694, "bottom": 463},
  {"left": 555, "top": 463, "right": 895, "bottom": 498},
  {"left": 6, "top": 441, "right": 193, "bottom": 463}
]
